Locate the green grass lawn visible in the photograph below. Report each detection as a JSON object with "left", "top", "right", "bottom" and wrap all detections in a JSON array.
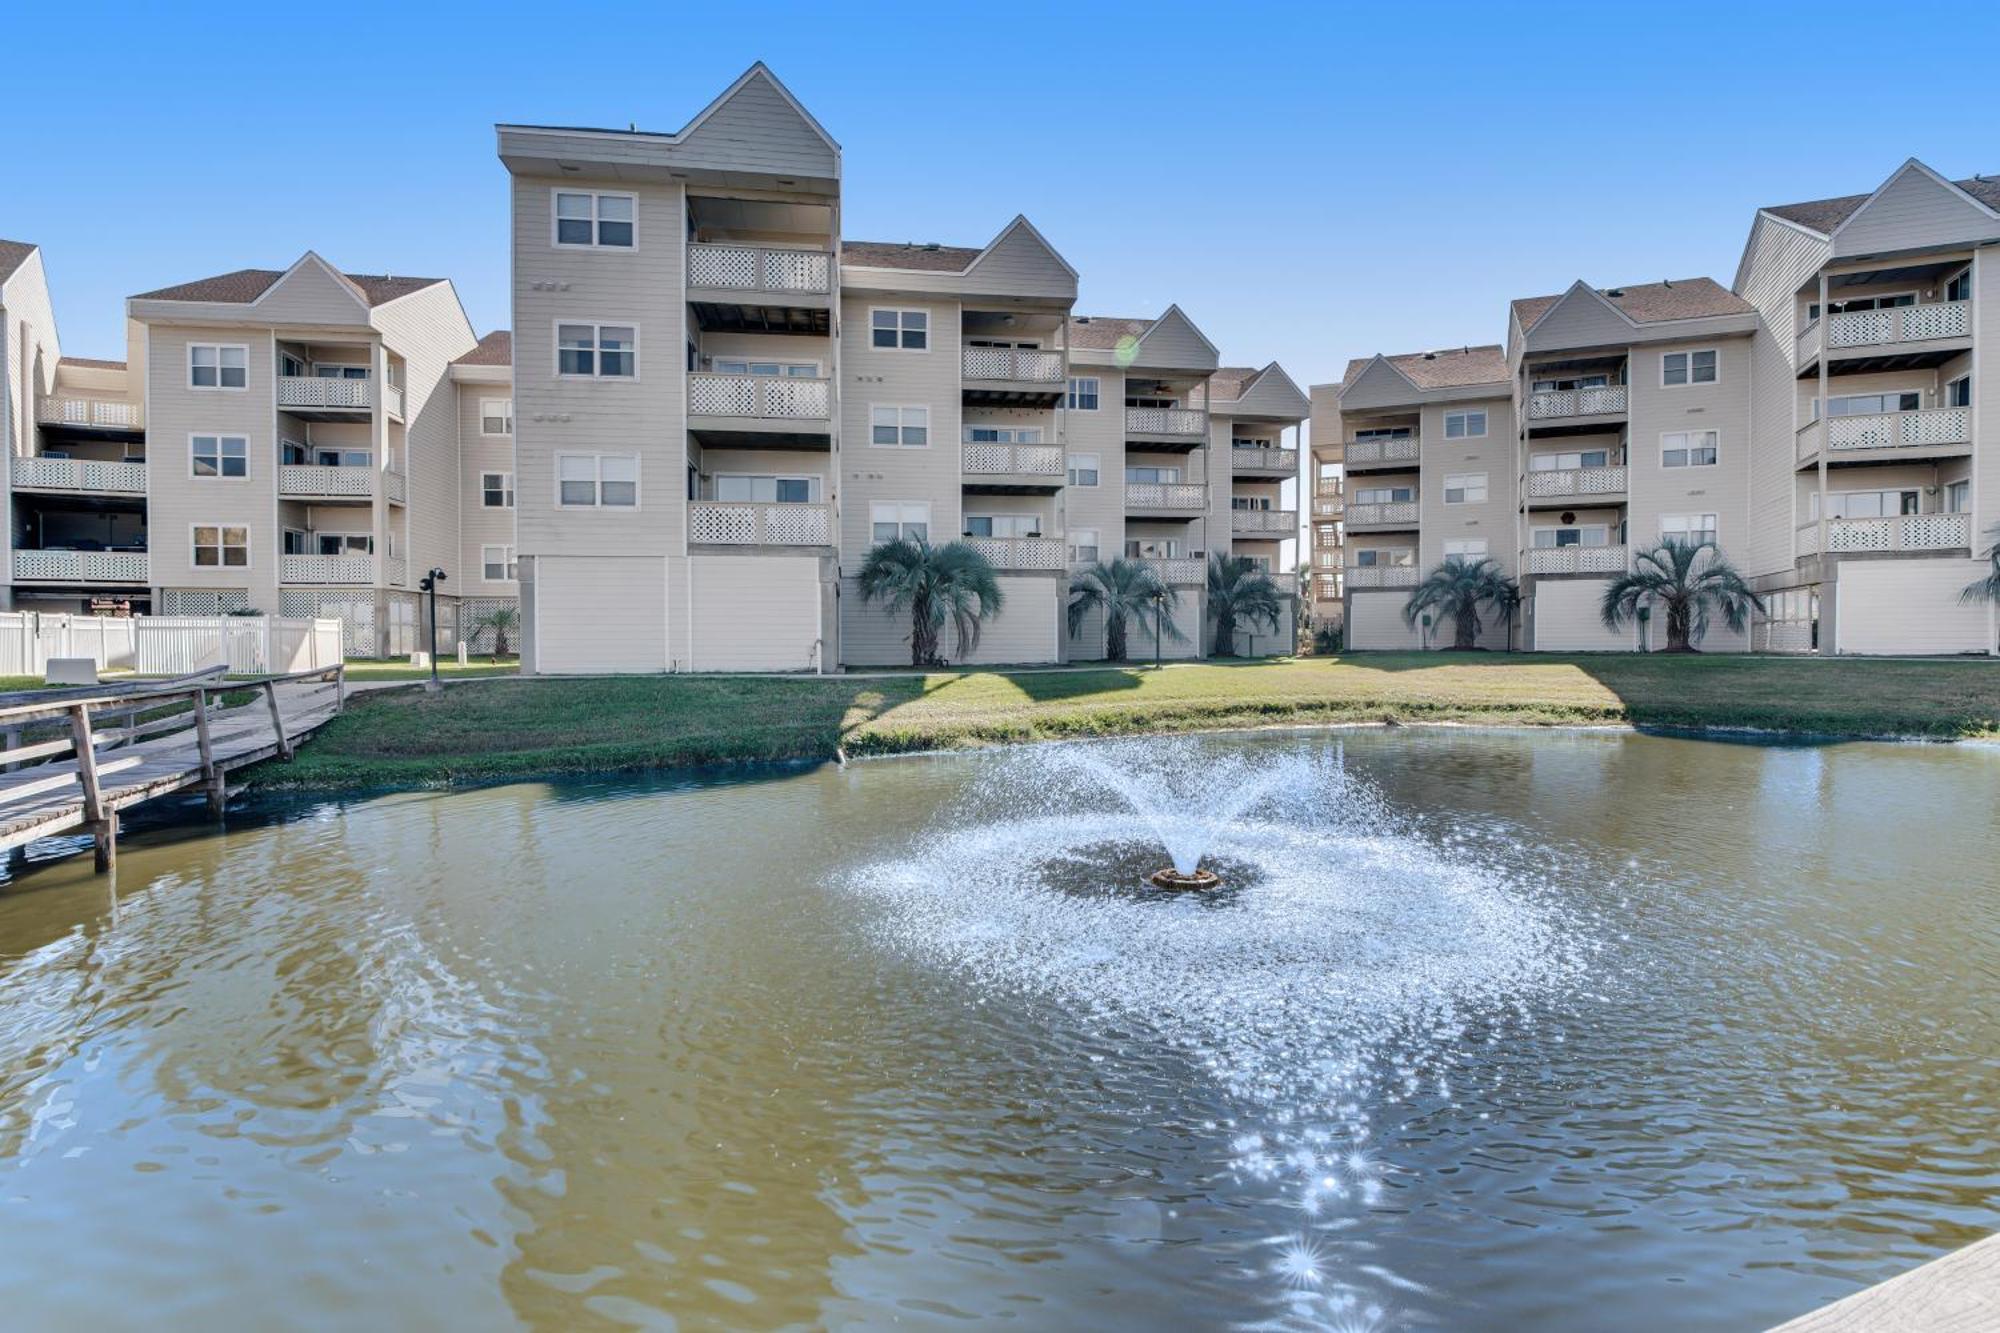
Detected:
[{"left": 249, "top": 653, "right": 2000, "bottom": 790}]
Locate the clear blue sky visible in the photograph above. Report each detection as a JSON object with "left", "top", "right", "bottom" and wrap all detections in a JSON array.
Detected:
[{"left": 9, "top": 0, "right": 1999, "bottom": 387}]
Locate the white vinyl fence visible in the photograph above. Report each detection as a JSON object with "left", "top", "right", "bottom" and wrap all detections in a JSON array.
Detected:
[{"left": 0, "top": 613, "right": 345, "bottom": 678}]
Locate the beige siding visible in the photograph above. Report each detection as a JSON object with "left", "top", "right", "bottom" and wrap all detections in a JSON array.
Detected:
[
  {"left": 1735, "top": 215, "right": 1830, "bottom": 578},
  {"left": 1834, "top": 559, "right": 1994, "bottom": 656},
  {"left": 837, "top": 293, "right": 962, "bottom": 563},
  {"left": 1626, "top": 336, "right": 1753, "bottom": 572},
  {"left": 957, "top": 575, "right": 1059, "bottom": 666},
  {"left": 1531, "top": 578, "right": 1633, "bottom": 651},
  {"left": 1521, "top": 286, "right": 1634, "bottom": 349},
  {"left": 959, "top": 220, "right": 1077, "bottom": 301},
  {"left": 1347, "top": 590, "right": 1421, "bottom": 650},
  {"left": 671, "top": 69, "right": 838, "bottom": 181},
  {"left": 372, "top": 283, "right": 478, "bottom": 587},
  {"left": 687, "top": 554, "right": 824, "bottom": 671},
  {"left": 1975, "top": 251, "right": 2000, "bottom": 556},
  {"left": 255, "top": 258, "right": 374, "bottom": 325},
  {"left": 840, "top": 576, "right": 914, "bottom": 666},
  {"left": 531, "top": 554, "right": 666, "bottom": 673},
  {"left": 1060, "top": 368, "right": 1125, "bottom": 566},
  {"left": 1129, "top": 308, "right": 1216, "bottom": 372},
  {"left": 457, "top": 381, "right": 519, "bottom": 594},
  {"left": 1420, "top": 395, "right": 1516, "bottom": 574},
  {"left": 1832, "top": 166, "right": 2000, "bottom": 258}
]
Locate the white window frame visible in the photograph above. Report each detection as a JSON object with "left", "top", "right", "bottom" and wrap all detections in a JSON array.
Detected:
[
  {"left": 1067, "top": 452, "right": 1100, "bottom": 487},
  {"left": 551, "top": 189, "right": 637, "bottom": 250},
  {"left": 1067, "top": 528, "right": 1100, "bottom": 563},
  {"left": 869, "top": 502, "right": 931, "bottom": 544},
  {"left": 481, "top": 471, "right": 515, "bottom": 508},
  {"left": 869, "top": 404, "right": 930, "bottom": 448},
  {"left": 554, "top": 321, "right": 639, "bottom": 380},
  {"left": 1125, "top": 464, "right": 1182, "bottom": 484},
  {"left": 1812, "top": 489, "right": 1918, "bottom": 521},
  {"left": 481, "top": 544, "right": 519, "bottom": 581},
  {"left": 189, "top": 432, "right": 249, "bottom": 480},
  {"left": 1442, "top": 538, "right": 1488, "bottom": 560},
  {"left": 1660, "top": 512, "right": 1719, "bottom": 545},
  {"left": 1353, "top": 485, "right": 1414, "bottom": 504},
  {"left": 1442, "top": 472, "right": 1488, "bottom": 505},
  {"left": 868, "top": 308, "right": 929, "bottom": 352},
  {"left": 962, "top": 513, "right": 1043, "bottom": 539},
  {"left": 1066, "top": 377, "right": 1100, "bottom": 411},
  {"left": 1945, "top": 480, "right": 1971, "bottom": 513},
  {"left": 480, "top": 398, "right": 514, "bottom": 436},
  {"left": 1532, "top": 525, "right": 1611, "bottom": 549},
  {"left": 188, "top": 343, "right": 248, "bottom": 392},
  {"left": 1529, "top": 448, "right": 1612, "bottom": 471},
  {"left": 313, "top": 531, "right": 374, "bottom": 557},
  {"left": 1660, "top": 430, "right": 1719, "bottom": 469},
  {"left": 1353, "top": 547, "right": 1415, "bottom": 568},
  {"left": 712, "top": 473, "right": 819, "bottom": 504},
  {"left": 554, "top": 452, "right": 641, "bottom": 510},
  {"left": 1661, "top": 348, "right": 1719, "bottom": 387},
  {"left": 190, "top": 522, "right": 251, "bottom": 569},
  {"left": 963, "top": 426, "right": 1044, "bottom": 444},
  {"left": 709, "top": 358, "right": 821, "bottom": 378},
  {"left": 1444, "top": 409, "right": 1487, "bottom": 440}
]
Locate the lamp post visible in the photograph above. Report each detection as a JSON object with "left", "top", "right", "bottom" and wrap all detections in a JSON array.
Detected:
[
  {"left": 1637, "top": 604, "right": 1651, "bottom": 654},
  {"left": 1421, "top": 612, "right": 1433, "bottom": 652},
  {"left": 1153, "top": 589, "right": 1165, "bottom": 671},
  {"left": 419, "top": 566, "right": 447, "bottom": 692}
]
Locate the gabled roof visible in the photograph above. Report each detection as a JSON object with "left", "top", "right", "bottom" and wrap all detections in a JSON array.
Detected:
[
  {"left": 1764, "top": 168, "right": 2000, "bottom": 234},
  {"left": 59, "top": 356, "right": 126, "bottom": 370},
  {"left": 677, "top": 62, "right": 839, "bottom": 154},
  {"left": 1066, "top": 315, "right": 1155, "bottom": 349},
  {"left": 134, "top": 260, "right": 445, "bottom": 307},
  {"left": 454, "top": 330, "right": 511, "bottom": 365},
  {"left": 842, "top": 241, "right": 983, "bottom": 271},
  {"left": 1341, "top": 344, "right": 1508, "bottom": 391},
  {"left": 1208, "top": 366, "right": 1266, "bottom": 399},
  {"left": 1, "top": 239, "right": 41, "bottom": 285},
  {"left": 1203, "top": 361, "right": 1309, "bottom": 420},
  {"left": 1511, "top": 277, "right": 1753, "bottom": 332}
]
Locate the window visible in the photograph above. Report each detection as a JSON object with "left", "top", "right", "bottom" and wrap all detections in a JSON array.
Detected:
[
  {"left": 1353, "top": 485, "right": 1414, "bottom": 504},
  {"left": 1353, "top": 426, "right": 1413, "bottom": 442},
  {"left": 870, "top": 502, "right": 929, "bottom": 543},
  {"left": 313, "top": 448, "right": 370, "bottom": 469},
  {"left": 1946, "top": 270, "right": 1971, "bottom": 303},
  {"left": 1125, "top": 465, "right": 1181, "bottom": 484},
  {"left": 715, "top": 475, "right": 816, "bottom": 503},
  {"left": 316, "top": 533, "right": 373, "bottom": 556},
  {"left": 870, "top": 309, "right": 928, "bottom": 350},
  {"left": 1530, "top": 449, "right": 1611, "bottom": 471},
  {"left": 481, "top": 399, "right": 514, "bottom": 435},
  {"left": 553, "top": 190, "right": 636, "bottom": 248},
  {"left": 556, "top": 453, "right": 638, "bottom": 508},
  {"left": 1354, "top": 548, "right": 1415, "bottom": 567},
  {"left": 1232, "top": 436, "right": 1273, "bottom": 450},
  {"left": 1662, "top": 349, "right": 1717, "bottom": 386},
  {"left": 1125, "top": 538, "right": 1182, "bottom": 559},
  {"left": 1443, "top": 539, "right": 1488, "bottom": 561},
  {"left": 1946, "top": 376, "right": 1971, "bottom": 409},
  {"left": 190, "top": 434, "right": 248, "bottom": 478},
  {"left": 279, "top": 353, "right": 307, "bottom": 377},
  {"left": 1068, "top": 528, "right": 1100, "bottom": 563},
  {"left": 482, "top": 544, "right": 519, "bottom": 581},
  {"left": 191, "top": 524, "right": 249, "bottom": 568},
  {"left": 481, "top": 472, "right": 515, "bottom": 508},
  {"left": 314, "top": 364, "right": 369, "bottom": 380},
  {"left": 1661, "top": 430, "right": 1719, "bottom": 468},
  {"left": 1532, "top": 525, "right": 1609, "bottom": 549},
  {"left": 1815, "top": 490, "right": 1918, "bottom": 520},
  {"left": 1531, "top": 374, "right": 1610, "bottom": 392},
  {"left": 557, "top": 323, "right": 637, "bottom": 378},
  {"left": 1443, "top": 472, "right": 1487, "bottom": 504},
  {"left": 1827, "top": 392, "right": 1919, "bottom": 416},
  {"left": 189, "top": 344, "right": 247, "bottom": 390},
  {"left": 963, "top": 514, "right": 1042, "bottom": 538},
  {"left": 283, "top": 528, "right": 308, "bottom": 555},
  {"left": 870, "top": 405, "right": 929, "bottom": 447},
  {"left": 1946, "top": 480, "right": 1971, "bottom": 514},
  {"left": 1066, "top": 377, "right": 1100, "bottom": 411},
  {"left": 1660, "top": 513, "right": 1718, "bottom": 545},
  {"left": 1067, "top": 452, "right": 1099, "bottom": 487},
  {"left": 1444, "top": 410, "right": 1487, "bottom": 439},
  {"left": 964, "top": 426, "right": 1043, "bottom": 444},
  {"left": 710, "top": 359, "right": 819, "bottom": 378},
  {"left": 1231, "top": 496, "right": 1272, "bottom": 511}
]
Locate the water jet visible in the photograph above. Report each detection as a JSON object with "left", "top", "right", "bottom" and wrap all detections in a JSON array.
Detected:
[{"left": 1149, "top": 865, "right": 1222, "bottom": 891}]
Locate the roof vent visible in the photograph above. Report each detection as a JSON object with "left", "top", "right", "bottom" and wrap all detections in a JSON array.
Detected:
[
  {"left": 1662, "top": 278, "right": 1673, "bottom": 288},
  {"left": 1604, "top": 287, "right": 1625, "bottom": 297},
  {"left": 1421, "top": 351, "right": 1438, "bottom": 360},
  {"left": 921, "top": 242, "right": 940, "bottom": 251}
]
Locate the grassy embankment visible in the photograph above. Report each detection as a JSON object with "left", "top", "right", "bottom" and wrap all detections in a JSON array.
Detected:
[{"left": 249, "top": 653, "right": 2000, "bottom": 790}]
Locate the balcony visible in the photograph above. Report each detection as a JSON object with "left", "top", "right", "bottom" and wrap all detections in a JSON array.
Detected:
[
  {"left": 1232, "top": 508, "right": 1297, "bottom": 536},
  {"left": 1795, "top": 407, "right": 1971, "bottom": 463},
  {"left": 964, "top": 535, "right": 1066, "bottom": 570},
  {"left": 12, "top": 549, "right": 149, "bottom": 583},
  {"left": 961, "top": 347, "right": 1065, "bottom": 405},
  {"left": 1124, "top": 481, "right": 1206, "bottom": 515},
  {"left": 1796, "top": 512, "right": 1970, "bottom": 559},
  {"left": 1132, "top": 557, "right": 1204, "bottom": 585},
  {"left": 279, "top": 464, "right": 374, "bottom": 500},
  {"left": 1231, "top": 446, "right": 1298, "bottom": 476},
  {"left": 962, "top": 442, "right": 1065, "bottom": 492},
  {"left": 1344, "top": 501, "right": 1419, "bottom": 528},
  {"left": 686, "top": 243, "right": 834, "bottom": 334},
  {"left": 1798, "top": 301, "right": 1970, "bottom": 370},
  {"left": 1525, "top": 544, "right": 1628, "bottom": 575},
  {"left": 384, "top": 470, "right": 407, "bottom": 504},
  {"left": 1525, "top": 465, "right": 1628, "bottom": 501},
  {"left": 12, "top": 456, "right": 146, "bottom": 496},
  {"left": 686, "top": 372, "right": 833, "bottom": 449},
  {"left": 277, "top": 375, "right": 373, "bottom": 416},
  {"left": 1125, "top": 406, "right": 1206, "bottom": 448},
  {"left": 1311, "top": 483, "right": 1344, "bottom": 520},
  {"left": 1342, "top": 436, "right": 1419, "bottom": 469},
  {"left": 38, "top": 397, "right": 143, "bottom": 433},
  {"left": 1345, "top": 565, "right": 1418, "bottom": 589},
  {"left": 1313, "top": 549, "right": 1344, "bottom": 570},
  {"left": 687, "top": 500, "right": 832, "bottom": 547},
  {"left": 1527, "top": 385, "right": 1627, "bottom": 421},
  {"left": 283, "top": 553, "right": 376, "bottom": 583}
]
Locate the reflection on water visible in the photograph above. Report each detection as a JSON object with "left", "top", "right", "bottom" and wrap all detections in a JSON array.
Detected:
[{"left": 0, "top": 730, "right": 1995, "bottom": 1331}]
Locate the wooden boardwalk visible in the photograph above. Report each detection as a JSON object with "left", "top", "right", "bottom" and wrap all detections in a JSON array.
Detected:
[
  {"left": 1771, "top": 1232, "right": 2000, "bottom": 1330},
  {"left": 0, "top": 666, "right": 345, "bottom": 871}
]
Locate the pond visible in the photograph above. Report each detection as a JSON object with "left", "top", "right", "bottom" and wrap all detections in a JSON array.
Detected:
[{"left": 0, "top": 729, "right": 1995, "bottom": 1330}]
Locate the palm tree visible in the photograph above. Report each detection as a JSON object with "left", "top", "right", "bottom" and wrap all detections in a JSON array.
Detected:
[
  {"left": 1402, "top": 556, "right": 1520, "bottom": 651},
  {"left": 1207, "top": 554, "right": 1283, "bottom": 657},
  {"left": 856, "top": 537, "right": 1004, "bottom": 667},
  {"left": 1067, "top": 558, "right": 1183, "bottom": 663},
  {"left": 1958, "top": 522, "right": 2000, "bottom": 615},
  {"left": 473, "top": 604, "right": 520, "bottom": 660},
  {"left": 1601, "top": 538, "right": 1763, "bottom": 652}
]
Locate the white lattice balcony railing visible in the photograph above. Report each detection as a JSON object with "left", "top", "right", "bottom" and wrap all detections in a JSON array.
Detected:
[
  {"left": 964, "top": 535, "right": 1065, "bottom": 570},
  {"left": 1798, "top": 407, "right": 1973, "bottom": 458},
  {"left": 1796, "top": 319, "right": 1822, "bottom": 367},
  {"left": 1124, "top": 481, "right": 1206, "bottom": 511},
  {"left": 277, "top": 376, "right": 373, "bottom": 409},
  {"left": 279, "top": 464, "right": 374, "bottom": 498},
  {"left": 384, "top": 470, "right": 407, "bottom": 504},
  {"left": 1343, "top": 436, "right": 1419, "bottom": 465},
  {"left": 962, "top": 443, "right": 1064, "bottom": 476},
  {"left": 1797, "top": 512, "right": 1970, "bottom": 558},
  {"left": 12, "top": 549, "right": 149, "bottom": 582},
  {"left": 1231, "top": 508, "right": 1297, "bottom": 534},
  {"left": 1133, "top": 557, "right": 1204, "bottom": 584},
  {"left": 383, "top": 383, "right": 405, "bottom": 419},
  {"left": 11, "top": 456, "right": 146, "bottom": 494},
  {"left": 1313, "top": 549, "right": 1344, "bottom": 569},
  {"left": 1344, "top": 501, "right": 1419, "bottom": 526},
  {"left": 1315, "top": 477, "right": 1344, "bottom": 498},
  {"left": 386, "top": 556, "right": 408, "bottom": 586},
  {"left": 1311, "top": 496, "right": 1345, "bottom": 519},
  {"left": 1124, "top": 406, "right": 1205, "bottom": 436},
  {"left": 961, "top": 347, "right": 1065, "bottom": 382},
  {"left": 687, "top": 372, "right": 831, "bottom": 420},
  {"left": 282, "top": 553, "right": 377, "bottom": 583},
  {"left": 1826, "top": 300, "right": 1970, "bottom": 350},
  {"left": 38, "top": 396, "right": 143, "bottom": 430},
  {"left": 1344, "top": 565, "right": 1418, "bottom": 588},
  {"left": 1527, "top": 385, "right": 1627, "bottom": 420},
  {"left": 1525, "top": 544, "right": 1628, "bottom": 575},
  {"left": 1231, "top": 446, "right": 1299, "bottom": 474},
  {"left": 687, "top": 500, "right": 832, "bottom": 546},
  {"left": 686, "top": 242, "right": 833, "bottom": 294},
  {"left": 1525, "top": 465, "right": 1628, "bottom": 498}
]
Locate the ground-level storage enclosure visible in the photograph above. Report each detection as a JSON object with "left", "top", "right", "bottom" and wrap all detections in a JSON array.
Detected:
[
  {"left": 1064, "top": 590, "right": 1204, "bottom": 663},
  {"left": 526, "top": 555, "right": 669, "bottom": 675},
  {"left": 684, "top": 555, "right": 829, "bottom": 672},
  {"left": 1833, "top": 558, "right": 1995, "bottom": 656},
  {"left": 841, "top": 573, "right": 1061, "bottom": 668},
  {"left": 1527, "top": 579, "right": 1634, "bottom": 652}
]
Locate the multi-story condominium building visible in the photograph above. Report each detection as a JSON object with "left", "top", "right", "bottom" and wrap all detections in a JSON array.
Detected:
[
  {"left": 498, "top": 64, "right": 1303, "bottom": 673},
  {"left": 1316, "top": 158, "right": 2000, "bottom": 656}
]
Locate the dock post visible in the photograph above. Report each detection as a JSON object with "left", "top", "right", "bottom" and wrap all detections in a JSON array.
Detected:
[
  {"left": 193, "top": 689, "right": 224, "bottom": 818},
  {"left": 262, "top": 681, "right": 293, "bottom": 761},
  {"left": 67, "top": 705, "right": 115, "bottom": 874}
]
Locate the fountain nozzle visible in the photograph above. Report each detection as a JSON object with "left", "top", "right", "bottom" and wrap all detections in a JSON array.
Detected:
[{"left": 1148, "top": 866, "right": 1222, "bottom": 892}]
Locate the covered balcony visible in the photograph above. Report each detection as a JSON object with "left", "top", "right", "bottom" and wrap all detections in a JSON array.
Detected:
[
  {"left": 961, "top": 439, "right": 1064, "bottom": 493},
  {"left": 12, "top": 455, "right": 146, "bottom": 497},
  {"left": 961, "top": 309, "right": 1068, "bottom": 406},
  {"left": 684, "top": 193, "right": 835, "bottom": 335},
  {"left": 1345, "top": 563, "right": 1418, "bottom": 589},
  {"left": 279, "top": 463, "right": 376, "bottom": 501},
  {"left": 1795, "top": 405, "right": 1970, "bottom": 466},
  {"left": 12, "top": 549, "right": 149, "bottom": 584},
  {"left": 686, "top": 500, "right": 833, "bottom": 548},
  {"left": 1795, "top": 512, "right": 1970, "bottom": 559},
  {"left": 1230, "top": 444, "right": 1298, "bottom": 477},
  {"left": 1341, "top": 432, "right": 1419, "bottom": 471},
  {"left": 282, "top": 553, "right": 377, "bottom": 584},
  {"left": 1524, "top": 544, "right": 1628, "bottom": 575},
  {"left": 37, "top": 395, "right": 144, "bottom": 437},
  {"left": 1525, "top": 464, "right": 1628, "bottom": 505},
  {"left": 963, "top": 535, "right": 1066, "bottom": 570},
  {"left": 686, "top": 371, "right": 833, "bottom": 450},
  {"left": 1311, "top": 478, "right": 1344, "bottom": 520},
  {"left": 1231, "top": 507, "right": 1297, "bottom": 537},
  {"left": 1525, "top": 357, "right": 1628, "bottom": 434},
  {"left": 1797, "top": 261, "right": 1973, "bottom": 375},
  {"left": 277, "top": 374, "right": 374, "bottom": 417},
  {"left": 1123, "top": 481, "right": 1206, "bottom": 516}
]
